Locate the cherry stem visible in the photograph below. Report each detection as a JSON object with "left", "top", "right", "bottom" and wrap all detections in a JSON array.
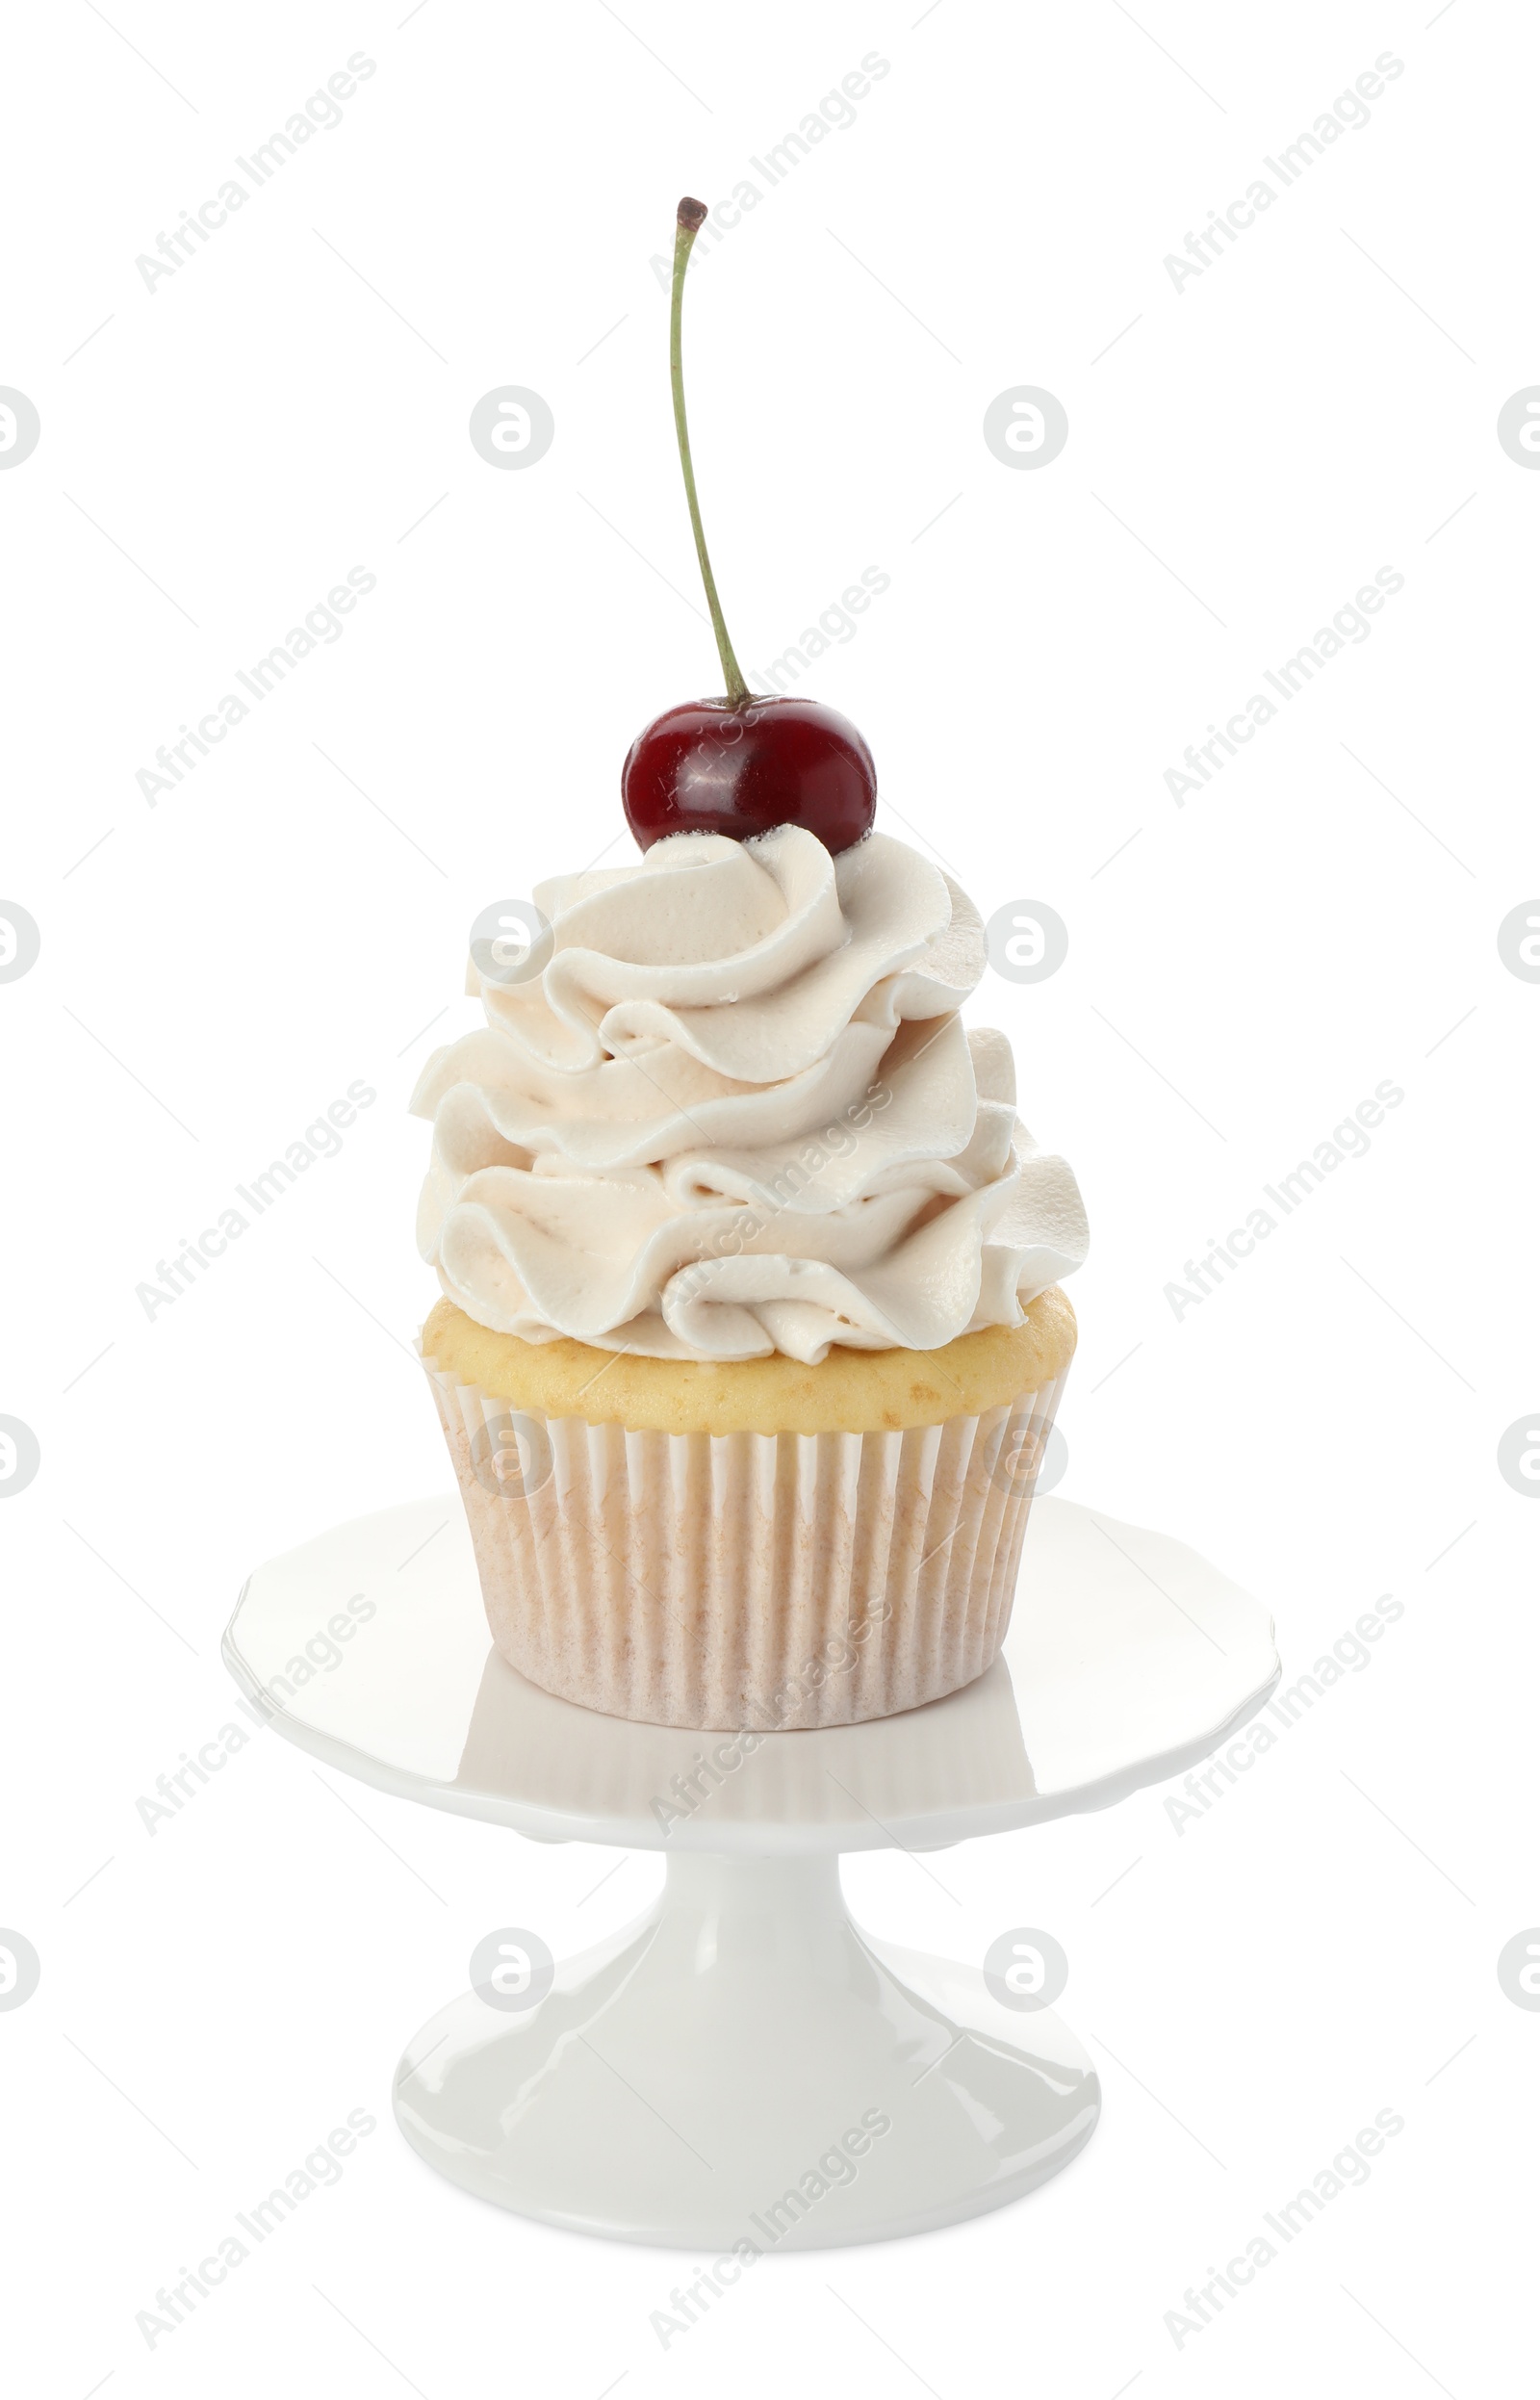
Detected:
[{"left": 671, "top": 197, "right": 750, "bottom": 706}]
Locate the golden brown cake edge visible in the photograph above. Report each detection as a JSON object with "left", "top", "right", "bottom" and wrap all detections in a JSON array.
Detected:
[{"left": 421, "top": 1286, "right": 1077, "bottom": 1436}]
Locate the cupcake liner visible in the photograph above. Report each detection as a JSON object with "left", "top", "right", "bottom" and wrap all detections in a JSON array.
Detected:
[{"left": 423, "top": 1351, "right": 1068, "bottom": 1732}]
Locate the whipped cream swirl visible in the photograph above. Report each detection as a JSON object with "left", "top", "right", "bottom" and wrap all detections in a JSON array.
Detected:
[{"left": 411, "top": 826, "right": 1088, "bottom": 1363}]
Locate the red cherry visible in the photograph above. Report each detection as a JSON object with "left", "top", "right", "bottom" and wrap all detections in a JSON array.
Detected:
[
  {"left": 623, "top": 693, "right": 876, "bottom": 854},
  {"left": 630, "top": 206, "right": 878, "bottom": 858}
]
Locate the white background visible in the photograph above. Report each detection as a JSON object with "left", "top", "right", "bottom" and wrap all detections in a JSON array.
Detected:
[{"left": 2, "top": 0, "right": 1536, "bottom": 2392}]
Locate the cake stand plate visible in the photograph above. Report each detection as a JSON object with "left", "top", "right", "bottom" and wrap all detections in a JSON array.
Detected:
[{"left": 225, "top": 1495, "right": 1279, "bottom": 2249}]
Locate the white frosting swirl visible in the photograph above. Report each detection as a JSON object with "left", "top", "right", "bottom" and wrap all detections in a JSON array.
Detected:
[{"left": 411, "top": 826, "right": 1088, "bottom": 1363}]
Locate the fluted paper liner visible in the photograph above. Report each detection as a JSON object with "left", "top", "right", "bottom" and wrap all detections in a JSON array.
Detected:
[{"left": 424, "top": 1353, "right": 1067, "bottom": 1732}]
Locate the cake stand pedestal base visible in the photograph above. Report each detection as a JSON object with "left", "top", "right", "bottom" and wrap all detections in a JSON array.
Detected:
[
  {"left": 393, "top": 1852, "right": 1098, "bottom": 2250},
  {"left": 227, "top": 1494, "right": 1280, "bottom": 2250}
]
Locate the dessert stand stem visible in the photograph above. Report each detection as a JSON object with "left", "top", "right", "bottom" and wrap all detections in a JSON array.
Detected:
[{"left": 393, "top": 1849, "right": 1098, "bottom": 2248}]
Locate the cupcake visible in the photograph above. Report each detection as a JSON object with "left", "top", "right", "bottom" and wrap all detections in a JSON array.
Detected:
[
  {"left": 411, "top": 196, "right": 1086, "bottom": 1731},
  {"left": 412, "top": 823, "right": 1086, "bottom": 1730}
]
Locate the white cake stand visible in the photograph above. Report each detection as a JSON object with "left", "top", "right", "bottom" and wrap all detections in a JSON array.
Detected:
[{"left": 223, "top": 1494, "right": 1278, "bottom": 2250}]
